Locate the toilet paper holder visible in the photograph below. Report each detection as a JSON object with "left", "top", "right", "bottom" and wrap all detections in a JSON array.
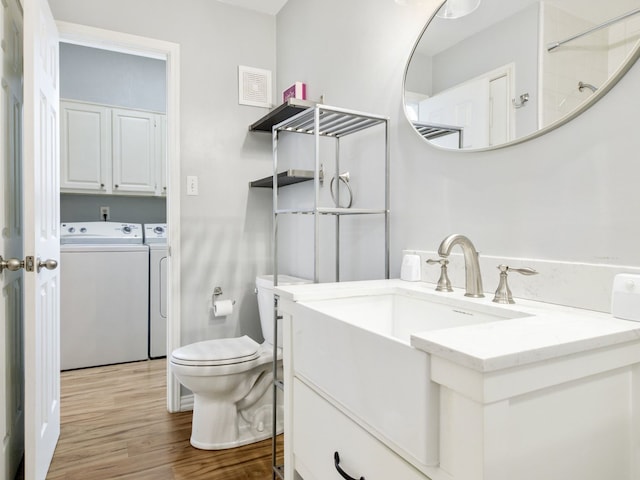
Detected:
[{"left": 213, "top": 286, "right": 236, "bottom": 305}]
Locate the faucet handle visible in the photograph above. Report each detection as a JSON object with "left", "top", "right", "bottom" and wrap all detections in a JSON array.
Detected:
[
  {"left": 426, "top": 258, "right": 445, "bottom": 265},
  {"left": 427, "top": 258, "right": 453, "bottom": 292},
  {"left": 500, "top": 265, "right": 538, "bottom": 276},
  {"left": 493, "top": 264, "right": 539, "bottom": 304}
]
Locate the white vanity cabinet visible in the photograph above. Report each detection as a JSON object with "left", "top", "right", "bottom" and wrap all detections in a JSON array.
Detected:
[
  {"left": 280, "top": 300, "right": 436, "bottom": 480},
  {"left": 418, "top": 335, "right": 640, "bottom": 480},
  {"left": 278, "top": 279, "right": 640, "bottom": 480},
  {"left": 60, "top": 100, "right": 166, "bottom": 196}
]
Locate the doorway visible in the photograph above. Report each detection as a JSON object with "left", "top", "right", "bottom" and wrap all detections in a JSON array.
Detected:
[
  {"left": 56, "top": 23, "right": 182, "bottom": 410},
  {"left": 418, "top": 63, "right": 515, "bottom": 149}
]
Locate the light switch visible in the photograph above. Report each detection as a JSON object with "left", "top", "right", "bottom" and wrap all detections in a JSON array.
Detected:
[{"left": 186, "top": 175, "right": 199, "bottom": 196}]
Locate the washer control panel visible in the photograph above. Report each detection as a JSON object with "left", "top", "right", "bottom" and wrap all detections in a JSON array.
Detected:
[
  {"left": 143, "top": 223, "right": 168, "bottom": 244},
  {"left": 60, "top": 222, "right": 143, "bottom": 244}
]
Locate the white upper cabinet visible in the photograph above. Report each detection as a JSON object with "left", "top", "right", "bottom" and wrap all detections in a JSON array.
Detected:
[
  {"left": 112, "top": 108, "right": 157, "bottom": 195},
  {"left": 60, "top": 101, "right": 110, "bottom": 192},
  {"left": 158, "top": 115, "right": 167, "bottom": 196},
  {"left": 60, "top": 100, "right": 165, "bottom": 196}
]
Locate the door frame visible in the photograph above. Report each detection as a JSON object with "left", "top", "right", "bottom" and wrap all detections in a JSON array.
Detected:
[{"left": 56, "top": 22, "right": 183, "bottom": 411}]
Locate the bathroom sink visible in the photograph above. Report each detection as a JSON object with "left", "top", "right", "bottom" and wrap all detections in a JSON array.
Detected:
[
  {"left": 291, "top": 287, "right": 531, "bottom": 467},
  {"left": 304, "top": 289, "right": 527, "bottom": 343}
]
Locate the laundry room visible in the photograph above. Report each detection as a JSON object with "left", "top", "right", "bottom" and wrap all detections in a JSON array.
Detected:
[{"left": 59, "top": 43, "right": 168, "bottom": 369}]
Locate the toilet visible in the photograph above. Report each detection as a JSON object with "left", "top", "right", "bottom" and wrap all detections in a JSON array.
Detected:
[{"left": 170, "top": 274, "right": 310, "bottom": 450}]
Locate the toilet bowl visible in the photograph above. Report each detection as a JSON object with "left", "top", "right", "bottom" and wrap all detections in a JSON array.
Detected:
[{"left": 170, "top": 274, "right": 310, "bottom": 450}]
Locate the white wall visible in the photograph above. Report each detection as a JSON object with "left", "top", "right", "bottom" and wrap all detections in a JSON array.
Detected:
[
  {"left": 431, "top": 3, "right": 539, "bottom": 138},
  {"left": 276, "top": 0, "right": 640, "bottom": 283},
  {"left": 49, "top": 0, "right": 277, "bottom": 345},
  {"left": 60, "top": 194, "right": 166, "bottom": 224},
  {"left": 60, "top": 43, "right": 166, "bottom": 112},
  {"left": 405, "top": 51, "right": 432, "bottom": 96}
]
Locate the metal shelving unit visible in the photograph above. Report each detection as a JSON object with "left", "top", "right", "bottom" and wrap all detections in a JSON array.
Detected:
[
  {"left": 268, "top": 104, "right": 390, "bottom": 479},
  {"left": 412, "top": 120, "right": 463, "bottom": 148},
  {"left": 249, "top": 169, "right": 316, "bottom": 188},
  {"left": 249, "top": 97, "right": 316, "bottom": 133}
]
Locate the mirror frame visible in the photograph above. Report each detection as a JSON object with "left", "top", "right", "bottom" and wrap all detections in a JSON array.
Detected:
[{"left": 402, "top": 0, "right": 640, "bottom": 152}]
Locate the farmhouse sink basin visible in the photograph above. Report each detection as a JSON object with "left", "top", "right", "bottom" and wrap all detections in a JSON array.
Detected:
[
  {"left": 304, "top": 289, "right": 530, "bottom": 343},
  {"left": 290, "top": 287, "right": 531, "bottom": 466}
]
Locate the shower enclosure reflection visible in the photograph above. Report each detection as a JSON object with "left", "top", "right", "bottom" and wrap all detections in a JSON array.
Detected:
[{"left": 403, "top": 0, "right": 640, "bottom": 150}]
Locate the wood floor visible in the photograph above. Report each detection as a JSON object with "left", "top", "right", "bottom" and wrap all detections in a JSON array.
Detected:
[{"left": 42, "top": 359, "right": 282, "bottom": 479}]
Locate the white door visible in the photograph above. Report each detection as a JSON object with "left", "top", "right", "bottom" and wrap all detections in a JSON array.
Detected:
[
  {"left": 419, "top": 77, "right": 489, "bottom": 149},
  {"left": 489, "top": 74, "right": 510, "bottom": 146},
  {"left": 112, "top": 108, "right": 157, "bottom": 194},
  {"left": 1, "top": 0, "right": 24, "bottom": 479},
  {"left": 23, "top": 0, "right": 61, "bottom": 478},
  {"left": 419, "top": 64, "right": 514, "bottom": 149}
]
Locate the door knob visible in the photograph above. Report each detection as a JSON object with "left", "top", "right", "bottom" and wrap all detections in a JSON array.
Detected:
[
  {"left": 37, "top": 258, "right": 58, "bottom": 273},
  {"left": 0, "top": 256, "right": 25, "bottom": 273}
]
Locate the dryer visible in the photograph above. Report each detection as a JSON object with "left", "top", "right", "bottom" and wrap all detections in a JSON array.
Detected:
[
  {"left": 144, "top": 223, "right": 168, "bottom": 358},
  {"left": 60, "top": 222, "right": 149, "bottom": 370}
]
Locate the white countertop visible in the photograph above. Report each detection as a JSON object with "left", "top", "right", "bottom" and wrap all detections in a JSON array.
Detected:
[{"left": 276, "top": 279, "right": 640, "bottom": 372}]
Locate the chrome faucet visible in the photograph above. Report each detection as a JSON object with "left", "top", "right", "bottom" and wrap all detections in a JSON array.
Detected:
[{"left": 437, "top": 234, "right": 484, "bottom": 298}]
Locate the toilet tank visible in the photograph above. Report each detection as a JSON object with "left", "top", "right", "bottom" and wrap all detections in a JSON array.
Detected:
[{"left": 256, "top": 274, "right": 311, "bottom": 346}]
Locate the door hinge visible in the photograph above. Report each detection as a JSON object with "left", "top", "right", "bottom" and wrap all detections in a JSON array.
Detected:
[{"left": 25, "top": 256, "right": 35, "bottom": 272}]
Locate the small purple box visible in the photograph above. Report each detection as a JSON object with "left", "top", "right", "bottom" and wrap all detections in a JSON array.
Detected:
[{"left": 283, "top": 82, "right": 307, "bottom": 102}]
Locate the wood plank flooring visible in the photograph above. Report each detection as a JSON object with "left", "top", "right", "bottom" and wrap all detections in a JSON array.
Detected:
[{"left": 43, "top": 359, "right": 282, "bottom": 479}]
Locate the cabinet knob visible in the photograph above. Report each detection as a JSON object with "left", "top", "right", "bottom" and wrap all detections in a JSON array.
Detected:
[
  {"left": 114, "top": 184, "right": 119, "bottom": 189},
  {"left": 100, "top": 183, "right": 105, "bottom": 188}
]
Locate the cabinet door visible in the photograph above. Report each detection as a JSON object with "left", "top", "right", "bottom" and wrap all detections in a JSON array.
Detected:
[
  {"left": 157, "top": 115, "right": 167, "bottom": 196},
  {"left": 112, "top": 108, "right": 157, "bottom": 194},
  {"left": 293, "top": 380, "right": 427, "bottom": 480},
  {"left": 60, "top": 101, "right": 110, "bottom": 193}
]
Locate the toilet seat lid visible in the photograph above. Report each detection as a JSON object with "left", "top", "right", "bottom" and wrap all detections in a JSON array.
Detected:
[{"left": 171, "top": 335, "right": 260, "bottom": 366}]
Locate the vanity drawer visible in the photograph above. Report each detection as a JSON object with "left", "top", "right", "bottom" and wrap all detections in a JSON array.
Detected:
[{"left": 293, "top": 379, "right": 427, "bottom": 480}]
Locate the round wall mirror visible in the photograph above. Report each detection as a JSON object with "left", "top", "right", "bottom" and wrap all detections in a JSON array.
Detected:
[{"left": 403, "top": 0, "right": 640, "bottom": 150}]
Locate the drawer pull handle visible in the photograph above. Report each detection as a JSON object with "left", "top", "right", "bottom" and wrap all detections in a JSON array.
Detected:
[{"left": 334, "top": 451, "right": 364, "bottom": 480}]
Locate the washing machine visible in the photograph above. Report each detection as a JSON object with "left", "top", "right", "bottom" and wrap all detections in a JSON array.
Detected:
[
  {"left": 60, "top": 222, "right": 149, "bottom": 370},
  {"left": 144, "top": 223, "right": 168, "bottom": 358}
]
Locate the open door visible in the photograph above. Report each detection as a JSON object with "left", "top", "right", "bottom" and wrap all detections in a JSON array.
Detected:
[
  {"left": 1, "top": 1, "right": 25, "bottom": 479},
  {"left": 23, "top": 0, "right": 61, "bottom": 478}
]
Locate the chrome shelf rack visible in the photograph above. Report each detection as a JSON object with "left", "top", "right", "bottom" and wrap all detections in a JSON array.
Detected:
[
  {"left": 249, "top": 97, "right": 316, "bottom": 133},
  {"left": 249, "top": 169, "right": 315, "bottom": 188},
  {"left": 268, "top": 104, "right": 390, "bottom": 479},
  {"left": 412, "top": 120, "right": 463, "bottom": 148}
]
